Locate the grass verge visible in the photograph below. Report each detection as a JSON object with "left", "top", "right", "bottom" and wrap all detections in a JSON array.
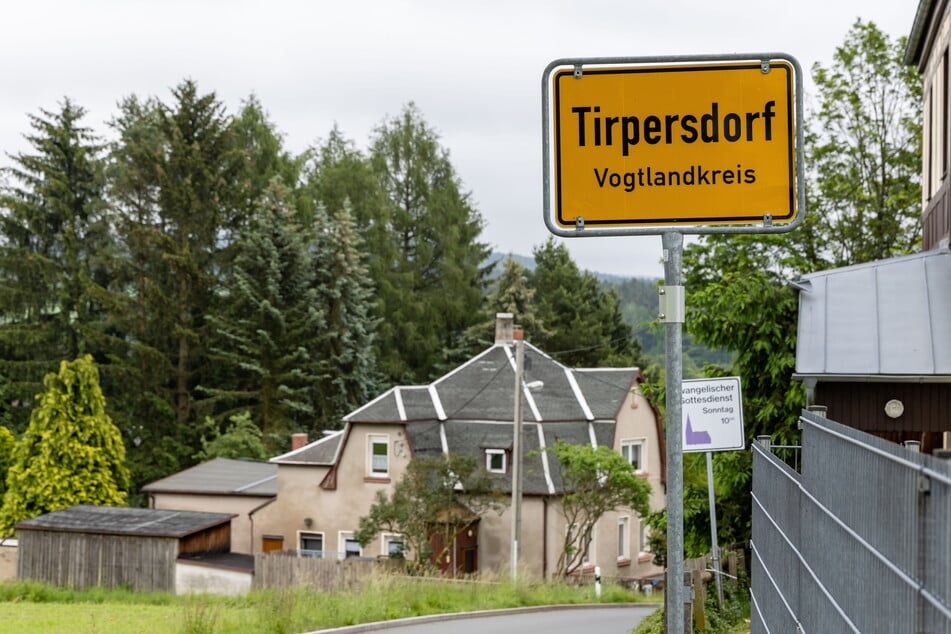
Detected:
[{"left": 0, "top": 575, "right": 655, "bottom": 634}]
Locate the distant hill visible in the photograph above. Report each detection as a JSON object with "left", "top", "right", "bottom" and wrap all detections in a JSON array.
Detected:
[{"left": 486, "top": 252, "right": 657, "bottom": 284}]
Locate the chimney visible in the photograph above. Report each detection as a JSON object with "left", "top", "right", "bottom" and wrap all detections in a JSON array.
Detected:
[
  {"left": 495, "top": 312, "right": 514, "bottom": 343},
  {"left": 291, "top": 433, "right": 308, "bottom": 451}
]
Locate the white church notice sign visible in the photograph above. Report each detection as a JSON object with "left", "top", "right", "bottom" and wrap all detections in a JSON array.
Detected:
[{"left": 682, "top": 376, "right": 745, "bottom": 453}]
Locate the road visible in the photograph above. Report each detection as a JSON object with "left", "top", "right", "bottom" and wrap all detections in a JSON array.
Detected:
[{"left": 310, "top": 604, "right": 660, "bottom": 634}]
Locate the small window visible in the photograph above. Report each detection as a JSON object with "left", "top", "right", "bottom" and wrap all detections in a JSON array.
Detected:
[
  {"left": 382, "top": 533, "right": 404, "bottom": 558},
  {"left": 299, "top": 532, "right": 324, "bottom": 558},
  {"left": 620, "top": 439, "right": 646, "bottom": 473},
  {"left": 638, "top": 516, "right": 651, "bottom": 555},
  {"left": 485, "top": 449, "right": 506, "bottom": 473},
  {"left": 368, "top": 434, "right": 389, "bottom": 477},
  {"left": 339, "top": 531, "right": 362, "bottom": 559},
  {"left": 618, "top": 516, "right": 630, "bottom": 560}
]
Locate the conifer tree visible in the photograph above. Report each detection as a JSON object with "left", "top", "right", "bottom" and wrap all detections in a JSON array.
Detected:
[
  {"left": 0, "top": 100, "right": 108, "bottom": 431},
  {"left": 0, "top": 356, "right": 129, "bottom": 535},
  {"left": 105, "top": 82, "right": 245, "bottom": 482},
  {"left": 310, "top": 202, "right": 380, "bottom": 430},
  {"left": 530, "top": 239, "right": 643, "bottom": 367},
  {"left": 464, "top": 256, "right": 547, "bottom": 351},
  {"left": 368, "top": 103, "right": 489, "bottom": 383},
  {"left": 200, "top": 181, "right": 323, "bottom": 443}
]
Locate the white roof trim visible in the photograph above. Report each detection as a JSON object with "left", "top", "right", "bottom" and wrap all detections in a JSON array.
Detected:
[
  {"left": 524, "top": 385, "right": 543, "bottom": 422},
  {"left": 395, "top": 389, "right": 407, "bottom": 421},
  {"left": 565, "top": 369, "right": 595, "bottom": 420},
  {"left": 234, "top": 474, "right": 277, "bottom": 493},
  {"left": 429, "top": 385, "right": 447, "bottom": 421},
  {"left": 587, "top": 422, "right": 598, "bottom": 448},
  {"left": 270, "top": 429, "right": 343, "bottom": 463},
  {"left": 439, "top": 422, "right": 449, "bottom": 455},
  {"left": 534, "top": 422, "right": 556, "bottom": 494}
]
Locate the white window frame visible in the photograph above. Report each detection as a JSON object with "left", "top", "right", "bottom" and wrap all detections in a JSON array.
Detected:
[
  {"left": 339, "top": 531, "right": 362, "bottom": 559},
  {"left": 617, "top": 516, "right": 630, "bottom": 561},
  {"left": 381, "top": 533, "right": 405, "bottom": 558},
  {"left": 620, "top": 438, "right": 646, "bottom": 474},
  {"left": 485, "top": 448, "right": 507, "bottom": 473},
  {"left": 638, "top": 516, "right": 651, "bottom": 556},
  {"left": 298, "top": 531, "right": 325, "bottom": 558},
  {"left": 368, "top": 434, "right": 389, "bottom": 477}
]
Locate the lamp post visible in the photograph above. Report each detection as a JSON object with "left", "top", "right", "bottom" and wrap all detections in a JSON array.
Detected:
[{"left": 511, "top": 330, "right": 543, "bottom": 581}]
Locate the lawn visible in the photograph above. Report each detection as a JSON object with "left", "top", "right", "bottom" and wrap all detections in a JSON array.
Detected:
[{"left": 0, "top": 577, "right": 655, "bottom": 634}]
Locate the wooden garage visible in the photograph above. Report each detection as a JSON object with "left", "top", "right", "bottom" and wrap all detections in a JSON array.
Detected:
[{"left": 16, "top": 505, "right": 235, "bottom": 592}]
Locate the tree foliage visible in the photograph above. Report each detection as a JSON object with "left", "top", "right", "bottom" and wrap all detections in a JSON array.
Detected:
[
  {"left": 531, "top": 239, "right": 646, "bottom": 368},
  {"left": 355, "top": 454, "right": 504, "bottom": 572},
  {"left": 200, "top": 181, "right": 323, "bottom": 442},
  {"left": 0, "top": 356, "right": 129, "bottom": 534},
  {"left": 809, "top": 19, "right": 922, "bottom": 266},
  {"left": 195, "top": 411, "right": 269, "bottom": 462},
  {"left": 0, "top": 99, "right": 107, "bottom": 432},
  {"left": 549, "top": 440, "right": 651, "bottom": 576},
  {"left": 368, "top": 103, "right": 490, "bottom": 383},
  {"left": 657, "top": 20, "right": 922, "bottom": 559}
]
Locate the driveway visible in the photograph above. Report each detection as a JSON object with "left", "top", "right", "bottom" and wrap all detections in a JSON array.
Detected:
[{"left": 309, "top": 604, "right": 660, "bottom": 634}]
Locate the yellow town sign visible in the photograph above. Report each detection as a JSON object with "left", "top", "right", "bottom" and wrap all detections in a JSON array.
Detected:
[{"left": 543, "top": 56, "right": 802, "bottom": 235}]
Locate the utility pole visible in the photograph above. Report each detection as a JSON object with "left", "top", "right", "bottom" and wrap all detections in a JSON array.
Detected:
[{"left": 511, "top": 328, "right": 525, "bottom": 580}]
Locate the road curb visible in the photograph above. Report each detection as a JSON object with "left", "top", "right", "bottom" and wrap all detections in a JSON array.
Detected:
[{"left": 306, "top": 602, "right": 663, "bottom": 633}]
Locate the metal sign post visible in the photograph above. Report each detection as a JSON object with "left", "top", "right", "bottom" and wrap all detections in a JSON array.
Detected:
[{"left": 660, "top": 232, "right": 686, "bottom": 633}]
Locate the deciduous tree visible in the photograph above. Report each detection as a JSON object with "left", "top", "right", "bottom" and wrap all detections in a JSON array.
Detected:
[{"left": 549, "top": 440, "right": 651, "bottom": 576}]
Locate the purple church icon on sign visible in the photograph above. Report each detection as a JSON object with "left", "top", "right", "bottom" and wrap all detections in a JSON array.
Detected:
[{"left": 685, "top": 415, "right": 711, "bottom": 446}]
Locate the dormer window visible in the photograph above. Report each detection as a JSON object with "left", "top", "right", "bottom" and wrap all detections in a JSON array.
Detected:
[{"left": 485, "top": 449, "right": 507, "bottom": 473}]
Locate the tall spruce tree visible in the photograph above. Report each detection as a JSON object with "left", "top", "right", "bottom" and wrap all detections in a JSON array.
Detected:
[
  {"left": 200, "top": 182, "right": 323, "bottom": 444},
  {"left": 310, "top": 202, "right": 379, "bottom": 430},
  {"left": 105, "top": 82, "right": 245, "bottom": 483},
  {"left": 0, "top": 100, "right": 108, "bottom": 431},
  {"left": 463, "top": 256, "right": 547, "bottom": 351},
  {"left": 368, "top": 103, "right": 489, "bottom": 383}
]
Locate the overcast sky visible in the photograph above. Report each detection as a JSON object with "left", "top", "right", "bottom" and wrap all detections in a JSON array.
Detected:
[{"left": 1, "top": 1, "right": 918, "bottom": 278}]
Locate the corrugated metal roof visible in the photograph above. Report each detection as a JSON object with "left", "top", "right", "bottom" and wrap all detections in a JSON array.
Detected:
[
  {"left": 142, "top": 457, "right": 277, "bottom": 496},
  {"left": 795, "top": 248, "right": 951, "bottom": 379},
  {"left": 16, "top": 505, "right": 234, "bottom": 538}
]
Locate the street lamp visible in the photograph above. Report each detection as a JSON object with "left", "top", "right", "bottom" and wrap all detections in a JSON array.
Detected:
[{"left": 511, "top": 330, "right": 543, "bottom": 581}]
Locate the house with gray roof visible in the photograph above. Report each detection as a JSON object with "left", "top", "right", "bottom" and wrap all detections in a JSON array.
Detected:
[
  {"left": 143, "top": 457, "right": 277, "bottom": 554},
  {"left": 251, "top": 314, "right": 665, "bottom": 581}
]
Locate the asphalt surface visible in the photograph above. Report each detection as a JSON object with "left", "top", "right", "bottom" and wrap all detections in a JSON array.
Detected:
[{"left": 309, "top": 604, "right": 661, "bottom": 634}]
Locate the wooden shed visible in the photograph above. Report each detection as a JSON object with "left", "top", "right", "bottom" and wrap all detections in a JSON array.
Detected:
[{"left": 16, "top": 505, "right": 235, "bottom": 592}]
